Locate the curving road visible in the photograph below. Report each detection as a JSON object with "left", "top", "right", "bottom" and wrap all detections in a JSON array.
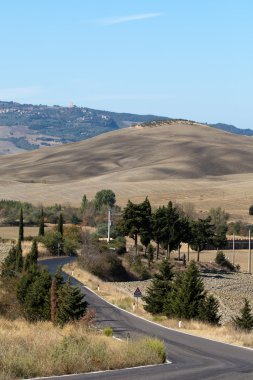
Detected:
[{"left": 38, "top": 257, "right": 253, "bottom": 380}]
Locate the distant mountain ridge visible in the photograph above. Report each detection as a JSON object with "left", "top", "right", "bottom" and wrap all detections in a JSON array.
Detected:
[{"left": 0, "top": 100, "right": 251, "bottom": 154}]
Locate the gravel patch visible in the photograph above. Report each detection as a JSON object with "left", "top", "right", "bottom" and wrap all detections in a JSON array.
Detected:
[{"left": 0, "top": 242, "right": 11, "bottom": 264}]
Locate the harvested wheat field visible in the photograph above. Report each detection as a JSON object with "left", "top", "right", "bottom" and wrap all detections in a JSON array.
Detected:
[{"left": 0, "top": 121, "right": 253, "bottom": 219}]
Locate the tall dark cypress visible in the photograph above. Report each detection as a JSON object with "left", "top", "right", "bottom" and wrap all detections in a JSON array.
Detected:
[
  {"left": 39, "top": 208, "right": 45, "bottom": 237},
  {"left": 15, "top": 239, "right": 23, "bottom": 272},
  {"left": 19, "top": 208, "right": 24, "bottom": 242},
  {"left": 57, "top": 213, "right": 64, "bottom": 236}
]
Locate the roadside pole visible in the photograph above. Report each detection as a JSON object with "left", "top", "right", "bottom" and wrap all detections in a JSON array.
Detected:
[
  {"left": 248, "top": 229, "right": 252, "bottom": 274},
  {"left": 107, "top": 209, "right": 111, "bottom": 243},
  {"left": 232, "top": 233, "right": 235, "bottom": 266}
]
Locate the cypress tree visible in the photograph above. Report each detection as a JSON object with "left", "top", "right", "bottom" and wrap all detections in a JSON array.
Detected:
[
  {"left": 58, "top": 213, "right": 64, "bottom": 236},
  {"left": 15, "top": 240, "right": 23, "bottom": 272},
  {"left": 143, "top": 260, "right": 174, "bottom": 314},
  {"left": 24, "top": 240, "right": 38, "bottom": 271},
  {"left": 19, "top": 208, "right": 24, "bottom": 242},
  {"left": 55, "top": 279, "right": 87, "bottom": 326},
  {"left": 233, "top": 298, "right": 253, "bottom": 331},
  {"left": 39, "top": 208, "right": 45, "bottom": 237}
]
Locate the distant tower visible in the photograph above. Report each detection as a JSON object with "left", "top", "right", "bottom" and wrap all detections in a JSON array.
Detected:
[{"left": 69, "top": 101, "right": 75, "bottom": 108}]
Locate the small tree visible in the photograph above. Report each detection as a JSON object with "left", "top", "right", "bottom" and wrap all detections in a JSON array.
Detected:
[
  {"left": 233, "top": 299, "right": 253, "bottom": 331},
  {"left": 143, "top": 260, "right": 174, "bottom": 314},
  {"left": 55, "top": 279, "right": 87, "bottom": 326},
  {"left": 190, "top": 217, "right": 215, "bottom": 261},
  {"left": 80, "top": 194, "right": 88, "bottom": 213},
  {"left": 1, "top": 246, "right": 19, "bottom": 278},
  {"left": 40, "top": 230, "right": 63, "bottom": 256},
  {"left": 17, "top": 268, "right": 52, "bottom": 322},
  {"left": 215, "top": 251, "right": 234, "bottom": 271},
  {"left": 19, "top": 208, "right": 24, "bottom": 242},
  {"left": 39, "top": 208, "right": 45, "bottom": 237},
  {"left": 94, "top": 189, "right": 116, "bottom": 210},
  {"left": 249, "top": 205, "right": 253, "bottom": 216},
  {"left": 24, "top": 239, "right": 38, "bottom": 271},
  {"left": 119, "top": 198, "right": 151, "bottom": 258},
  {"left": 199, "top": 295, "right": 220, "bottom": 325}
]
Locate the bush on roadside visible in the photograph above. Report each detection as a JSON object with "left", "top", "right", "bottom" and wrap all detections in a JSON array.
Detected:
[{"left": 215, "top": 251, "right": 234, "bottom": 271}]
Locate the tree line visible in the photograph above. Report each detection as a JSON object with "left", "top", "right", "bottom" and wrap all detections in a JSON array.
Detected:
[{"left": 118, "top": 198, "right": 228, "bottom": 261}]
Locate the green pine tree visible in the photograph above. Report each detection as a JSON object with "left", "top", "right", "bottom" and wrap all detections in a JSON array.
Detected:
[
  {"left": 1, "top": 246, "right": 18, "bottom": 278},
  {"left": 143, "top": 260, "right": 174, "bottom": 314},
  {"left": 18, "top": 268, "right": 52, "bottom": 322},
  {"left": 39, "top": 208, "right": 45, "bottom": 237},
  {"left": 19, "top": 208, "right": 24, "bottom": 242},
  {"left": 198, "top": 295, "right": 220, "bottom": 325},
  {"left": 55, "top": 279, "right": 87, "bottom": 326},
  {"left": 233, "top": 298, "right": 253, "bottom": 331},
  {"left": 164, "top": 261, "right": 206, "bottom": 320}
]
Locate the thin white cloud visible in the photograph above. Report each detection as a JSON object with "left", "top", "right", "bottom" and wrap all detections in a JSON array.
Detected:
[
  {"left": 100, "top": 12, "right": 163, "bottom": 25},
  {"left": 80, "top": 94, "right": 170, "bottom": 101},
  {"left": 0, "top": 86, "right": 41, "bottom": 101}
]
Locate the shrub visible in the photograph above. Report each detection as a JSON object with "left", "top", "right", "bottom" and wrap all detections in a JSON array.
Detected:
[
  {"left": 103, "top": 327, "right": 113, "bottom": 337},
  {"left": 233, "top": 298, "right": 253, "bottom": 331},
  {"left": 145, "top": 338, "right": 166, "bottom": 363},
  {"left": 215, "top": 251, "right": 234, "bottom": 271}
]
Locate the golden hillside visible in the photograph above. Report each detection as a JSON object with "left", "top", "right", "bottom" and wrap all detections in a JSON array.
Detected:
[{"left": 0, "top": 120, "right": 253, "bottom": 219}]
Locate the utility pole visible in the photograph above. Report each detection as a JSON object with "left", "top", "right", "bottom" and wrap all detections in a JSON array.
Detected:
[
  {"left": 107, "top": 209, "right": 111, "bottom": 243},
  {"left": 232, "top": 233, "right": 235, "bottom": 266},
  {"left": 249, "top": 229, "right": 252, "bottom": 274}
]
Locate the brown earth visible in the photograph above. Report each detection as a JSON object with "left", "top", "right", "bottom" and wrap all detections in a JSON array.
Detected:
[{"left": 0, "top": 121, "right": 253, "bottom": 220}]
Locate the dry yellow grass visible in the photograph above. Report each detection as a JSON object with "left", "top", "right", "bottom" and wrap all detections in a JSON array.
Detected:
[
  {"left": 0, "top": 226, "right": 51, "bottom": 240},
  {"left": 0, "top": 121, "right": 252, "bottom": 219},
  {"left": 0, "top": 318, "right": 165, "bottom": 380},
  {"left": 64, "top": 263, "right": 253, "bottom": 349}
]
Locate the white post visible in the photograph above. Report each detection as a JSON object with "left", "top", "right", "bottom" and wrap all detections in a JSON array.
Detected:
[
  {"left": 249, "top": 229, "right": 252, "bottom": 274},
  {"left": 232, "top": 233, "right": 235, "bottom": 266},
  {"left": 107, "top": 209, "right": 111, "bottom": 243}
]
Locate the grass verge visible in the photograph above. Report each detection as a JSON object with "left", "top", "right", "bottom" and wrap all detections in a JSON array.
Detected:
[{"left": 0, "top": 318, "right": 166, "bottom": 380}]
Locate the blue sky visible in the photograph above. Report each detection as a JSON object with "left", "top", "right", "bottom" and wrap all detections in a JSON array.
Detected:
[{"left": 0, "top": 0, "right": 252, "bottom": 128}]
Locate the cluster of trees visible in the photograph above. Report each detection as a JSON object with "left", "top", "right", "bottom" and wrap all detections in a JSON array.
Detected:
[
  {"left": 0, "top": 199, "right": 77, "bottom": 226},
  {"left": 17, "top": 207, "right": 81, "bottom": 257},
  {"left": 80, "top": 189, "right": 120, "bottom": 227},
  {"left": 1, "top": 239, "right": 87, "bottom": 325},
  {"left": 144, "top": 259, "right": 253, "bottom": 331},
  {"left": 143, "top": 260, "right": 220, "bottom": 324},
  {"left": 118, "top": 199, "right": 228, "bottom": 261}
]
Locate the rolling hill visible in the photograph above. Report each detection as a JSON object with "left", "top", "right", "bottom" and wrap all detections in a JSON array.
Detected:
[
  {"left": 0, "top": 120, "right": 253, "bottom": 220},
  {"left": 0, "top": 100, "right": 252, "bottom": 156}
]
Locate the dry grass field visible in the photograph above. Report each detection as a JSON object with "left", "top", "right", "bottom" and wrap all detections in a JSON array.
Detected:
[
  {"left": 0, "top": 226, "right": 51, "bottom": 240},
  {"left": 0, "top": 121, "right": 253, "bottom": 219},
  {"left": 0, "top": 318, "right": 165, "bottom": 380}
]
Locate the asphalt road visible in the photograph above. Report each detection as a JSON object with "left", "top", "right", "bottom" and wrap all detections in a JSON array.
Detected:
[{"left": 38, "top": 257, "right": 253, "bottom": 380}]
